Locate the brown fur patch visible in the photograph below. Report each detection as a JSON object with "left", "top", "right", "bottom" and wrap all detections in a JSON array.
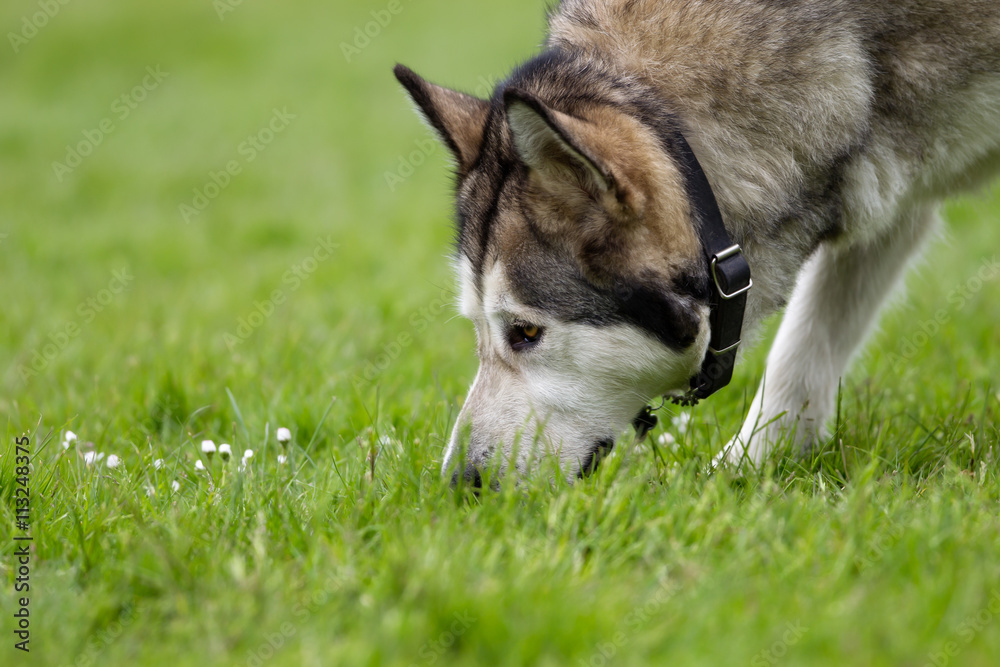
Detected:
[
  {"left": 394, "top": 64, "right": 490, "bottom": 176},
  {"left": 509, "top": 99, "right": 700, "bottom": 289}
]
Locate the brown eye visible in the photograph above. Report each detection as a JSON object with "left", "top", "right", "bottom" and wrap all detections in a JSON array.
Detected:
[{"left": 509, "top": 324, "right": 543, "bottom": 350}]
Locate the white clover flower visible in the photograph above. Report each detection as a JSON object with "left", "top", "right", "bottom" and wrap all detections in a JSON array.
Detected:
[
  {"left": 657, "top": 432, "right": 676, "bottom": 448},
  {"left": 171, "top": 480, "right": 181, "bottom": 492},
  {"left": 218, "top": 444, "right": 232, "bottom": 461},
  {"left": 106, "top": 454, "right": 121, "bottom": 469},
  {"left": 96, "top": 452, "right": 106, "bottom": 463},
  {"left": 195, "top": 459, "right": 206, "bottom": 472},
  {"left": 276, "top": 428, "right": 292, "bottom": 445},
  {"left": 201, "top": 440, "right": 217, "bottom": 455},
  {"left": 243, "top": 449, "right": 254, "bottom": 460},
  {"left": 153, "top": 459, "right": 165, "bottom": 470},
  {"left": 83, "top": 451, "right": 98, "bottom": 466},
  {"left": 62, "top": 430, "right": 78, "bottom": 449},
  {"left": 671, "top": 412, "right": 692, "bottom": 433},
  {"left": 277, "top": 454, "right": 288, "bottom": 465}
]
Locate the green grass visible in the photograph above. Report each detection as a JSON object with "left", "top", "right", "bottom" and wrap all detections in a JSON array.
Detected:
[{"left": 2, "top": 1, "right": 999, "bottom": 665}]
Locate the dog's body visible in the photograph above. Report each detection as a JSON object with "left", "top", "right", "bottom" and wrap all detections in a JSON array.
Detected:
[{"left": 395, "top": 0, "right": 1000, "bottom": 481}]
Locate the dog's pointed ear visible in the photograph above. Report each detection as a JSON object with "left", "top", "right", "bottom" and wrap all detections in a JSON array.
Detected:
[
  {"left": 394, "top": 64, "right": 489, "bottom": 176},
  {"left": 503, "top": 89, "right": 642, "bottom": 217}
]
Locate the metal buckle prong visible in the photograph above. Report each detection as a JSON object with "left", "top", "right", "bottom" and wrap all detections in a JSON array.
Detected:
[{"left": 708, "top": 339, "right": 741, "bottom": 356}]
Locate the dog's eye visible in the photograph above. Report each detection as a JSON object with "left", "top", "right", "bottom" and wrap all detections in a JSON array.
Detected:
[{"left": 508, "top": 324, "right": 543, "bottom": 350}]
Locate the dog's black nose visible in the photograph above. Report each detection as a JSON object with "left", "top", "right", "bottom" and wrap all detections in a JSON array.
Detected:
[
  {"left": 578, "top": 438, "right": 615, "bottom": 478},
  {"left": 450, "top": 462, "right": 483, "bottom": 490}
]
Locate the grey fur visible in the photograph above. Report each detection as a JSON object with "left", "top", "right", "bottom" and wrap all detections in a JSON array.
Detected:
[{"left": 395, "top": 0, "right": 1000, "bottom": 480}]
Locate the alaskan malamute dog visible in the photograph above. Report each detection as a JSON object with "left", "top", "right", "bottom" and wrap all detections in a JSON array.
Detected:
[{"left": 395, "top": 0, "right": 1000, "bottom": 483}]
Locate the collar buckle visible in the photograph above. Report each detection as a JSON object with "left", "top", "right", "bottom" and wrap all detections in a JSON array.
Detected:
[
  {"left": 633, "top": 128, "right": 754, "bottom": 435},
  {"left": 711, "top": 245, "right": 753, "bottom": 300}
]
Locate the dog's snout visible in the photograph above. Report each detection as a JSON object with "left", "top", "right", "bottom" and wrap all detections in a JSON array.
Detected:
[{"left": 450, "top": 462, "right": 483, "bottom": 490}]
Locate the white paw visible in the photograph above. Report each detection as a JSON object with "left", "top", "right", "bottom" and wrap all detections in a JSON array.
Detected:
[{"left": 711, "top": 435, "right": 754, "bottom": 472}]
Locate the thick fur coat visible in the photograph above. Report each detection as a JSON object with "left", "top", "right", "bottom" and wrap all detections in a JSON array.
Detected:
[{"left": 395, "top": 0, "right": 1000, "bottom": 481}]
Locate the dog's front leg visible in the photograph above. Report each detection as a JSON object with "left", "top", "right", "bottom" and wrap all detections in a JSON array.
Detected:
[{"left": 721, "top": 206, "right": 939, "bottom": 466}]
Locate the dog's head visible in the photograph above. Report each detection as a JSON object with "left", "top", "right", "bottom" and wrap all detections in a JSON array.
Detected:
[{"left": 395, "top": 61, "right": 712, "bottom": 483}]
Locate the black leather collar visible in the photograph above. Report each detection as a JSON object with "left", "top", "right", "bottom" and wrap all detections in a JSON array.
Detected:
[{"left": 633, "top": 129, "right": 752, "bottom": 438}]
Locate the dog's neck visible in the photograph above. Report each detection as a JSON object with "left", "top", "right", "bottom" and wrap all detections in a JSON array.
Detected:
[
  {"left": 625, "top": 77, "right": 826, "bottom": 340},
  {"left": 529, "top": 49, "right": 853, "bottom": 343},
  {"left": 673, "top": 132, "right": 823, "bottom": 342}
]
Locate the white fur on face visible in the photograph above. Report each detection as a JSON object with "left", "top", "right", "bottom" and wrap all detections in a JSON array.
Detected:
[{"left": 444, "top": 257, "right": 708, "bottom": 479}]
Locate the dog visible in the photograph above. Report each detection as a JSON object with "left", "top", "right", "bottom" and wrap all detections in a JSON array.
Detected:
[{"left": 394, "top": 0, "right": 1000, "bottom": 484}]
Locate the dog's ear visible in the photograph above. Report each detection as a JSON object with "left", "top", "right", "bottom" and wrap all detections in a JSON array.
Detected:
[
  {"left": 503, "top": 89, "right": 643, "bottom": 219},
  {"left": 394, "top": 65, "right": 489, "bottom": 177}
]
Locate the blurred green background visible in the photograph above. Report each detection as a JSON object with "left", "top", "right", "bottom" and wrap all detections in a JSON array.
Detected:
[{"left": 0, "top": 0, "right": 551, "bottom": 433}]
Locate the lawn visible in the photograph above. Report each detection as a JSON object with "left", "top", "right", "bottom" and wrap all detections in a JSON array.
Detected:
[{"left": 1, "top": 1, "right": 999, "bottom": 665}]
